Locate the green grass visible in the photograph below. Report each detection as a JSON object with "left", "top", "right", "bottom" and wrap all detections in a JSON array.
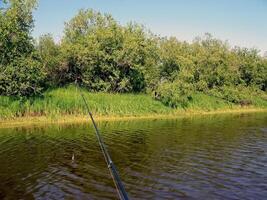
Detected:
[
  {"left": 187, "top": 92, "right": 267, "bottom": 111},
  {"left": 0, "top": 85, "right": 173, "bottom": 119},
  {"left": 0, "top": 85, "right": 266, "bottom": 120},
  {"left": 187, "top": 93, "right": 235, "bottom": 111}
]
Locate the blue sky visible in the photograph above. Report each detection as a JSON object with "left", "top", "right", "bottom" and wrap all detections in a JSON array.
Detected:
[{"left": 33, "top": 0, "right": 267, "bottom": 54}]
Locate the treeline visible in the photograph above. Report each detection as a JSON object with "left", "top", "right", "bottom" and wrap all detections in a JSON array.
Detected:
[{"left": 0, "top": 0, "right": 266, "bottom": 108}]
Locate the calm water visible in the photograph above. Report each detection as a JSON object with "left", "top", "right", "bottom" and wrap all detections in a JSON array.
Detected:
[{"left": 0, "top": 113, "right": 267, "bottom": 200}]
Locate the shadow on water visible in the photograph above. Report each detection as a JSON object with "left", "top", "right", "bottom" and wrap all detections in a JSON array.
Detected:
[{"left": 0, "top": 112, "right": 266, "bottom": 199}]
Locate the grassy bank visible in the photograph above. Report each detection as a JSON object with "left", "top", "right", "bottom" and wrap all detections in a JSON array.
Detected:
[{"left": 0, "top": 85, "right": 266, "bottom": 125}]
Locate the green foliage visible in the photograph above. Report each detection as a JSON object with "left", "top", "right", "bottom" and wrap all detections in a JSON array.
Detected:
[
  {"left": 0, "top": 56, "right": 45, "bottom": 96},
  {"left": 0, "top": 0, "right": 44, "bottom": 97},
  {"left": 158, "top": 37, "right": 194, "bottom": 81},
  {"left": 235, "top": 48, "right": 267, "bottom": 91},
  {"left": 207, "top": 85, "right": 266, "bottom": 105},
  {"left": 151, "top": 33, "right": 267, "bottom": 107},
  {"left": 59, "top": 9, "right": 157, "bottom": 92},
  {"left": 155, "top": 79, "right": 194, "bottom": 108},
  {"left": 38, "top": 34, "right": 62, "bottom": 86},
  {"left": 0, "top": 4, "right": 266, "bottom": 111},
  {"left": 0, "top": 0, "right": 37, "bottom": 64}
]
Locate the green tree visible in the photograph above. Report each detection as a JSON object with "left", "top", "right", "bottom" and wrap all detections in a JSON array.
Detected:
[
  {"left": 234, "top": 47, "right": 267, "bottom": 91},
  {"left": 0, "top": 0, "right": 45, "bottom": 96},
  {"left": 152, "top": 33, "right": 266, "bottom": 106},
  {"left": 38, "top": 34, "right": 62, "bottom": 86},
  {"left": 60, "top": 9, "right": 157, "bottom": 92}
]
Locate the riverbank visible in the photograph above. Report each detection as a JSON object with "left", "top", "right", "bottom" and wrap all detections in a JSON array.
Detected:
[
  {"left": 0, "top": 108, "right": 267, "bottom": 128},
  {"left": 0, "top": 86, "right": 266, "bottom": 128},
  {"left": 0, "top": 107, "right": 266, "bottom": 129}
]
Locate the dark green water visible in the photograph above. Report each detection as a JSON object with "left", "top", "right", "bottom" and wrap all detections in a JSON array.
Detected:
[{"left": 0, "top": 113, "right": 267, "bottom": 199}]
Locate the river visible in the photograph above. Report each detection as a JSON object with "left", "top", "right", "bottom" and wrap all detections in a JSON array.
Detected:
[{"left": 0, "top": 113, "right": 266, "bottom": 199}]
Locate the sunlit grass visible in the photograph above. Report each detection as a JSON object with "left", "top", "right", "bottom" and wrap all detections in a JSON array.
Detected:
[
  {"left": 187, "top": 93, "right": 235, "bottom": 111},
  {"left": 0, "top": 85, "right": 266, "bottom": 120},
  {"left": 0, "top": 85, "right": 173, "bottom": 119}
]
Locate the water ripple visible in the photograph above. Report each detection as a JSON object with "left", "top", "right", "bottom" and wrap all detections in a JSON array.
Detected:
[{"left": 0, "top": 113, "right": 266, "bottom": 199}]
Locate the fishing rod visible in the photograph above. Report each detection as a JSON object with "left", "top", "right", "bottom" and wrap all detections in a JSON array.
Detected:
[{"left": 77, "top": 84, "right": 129, "bottom": 200}]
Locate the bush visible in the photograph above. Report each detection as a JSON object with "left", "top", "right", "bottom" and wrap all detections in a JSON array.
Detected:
[
  {"left": 0, "top": 57, "right": 45, "bottom": 96},
  {"left": 155, "top": 80, "right": 194, "bottom": 108},
  {"left": 208, "top": 85, "right": 254, "bottom": 104}
]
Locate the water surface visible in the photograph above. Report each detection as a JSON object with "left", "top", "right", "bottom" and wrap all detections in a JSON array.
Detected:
[{"left": 0, "top": 113, "right": 267, "bottom": 199}]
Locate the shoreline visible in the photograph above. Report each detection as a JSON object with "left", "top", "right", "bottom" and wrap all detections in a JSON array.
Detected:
[{"left": 0, "top": 107, "right": 266, "bottom": 129}]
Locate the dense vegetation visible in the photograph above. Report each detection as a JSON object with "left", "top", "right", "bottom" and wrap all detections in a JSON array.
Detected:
[
  {"left": 0, "top": 0, "right": 45, "bottom": 96},
  {"left": 0, "top": 0, "right": 266, "bottom": 119}
]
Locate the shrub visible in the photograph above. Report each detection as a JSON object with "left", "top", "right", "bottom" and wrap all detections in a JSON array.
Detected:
[
  {"left": 0, "top": 57, "right": 45, "bottom": 96},
  {"left": 208, "top": 85, "right": 254, "bottom": 104},
  {"left": 155, "top": 80, "right": 194, "bottom": 108}
]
